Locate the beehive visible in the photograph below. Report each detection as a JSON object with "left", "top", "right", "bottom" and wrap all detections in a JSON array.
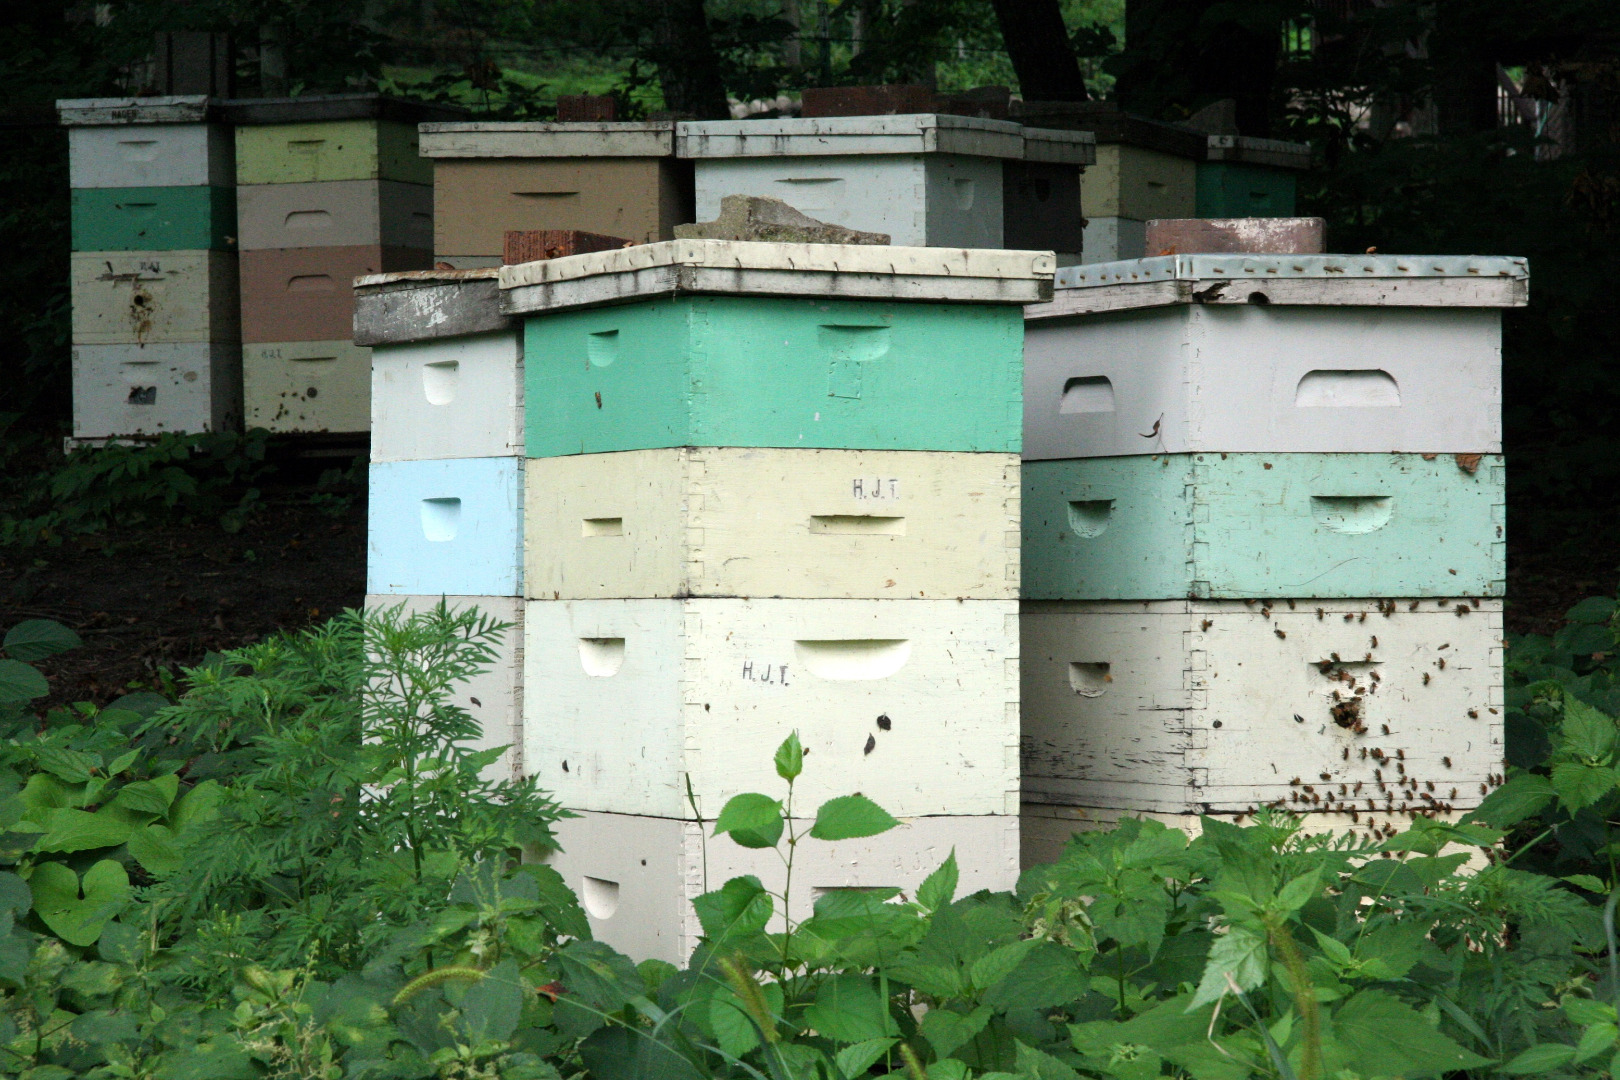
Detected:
[
  {"left": 1020, "top": 598, "right": 1505, "bottom": 816},
  {"left": 367, "top": 456, "right": 524, "bottom": 597},
  {"left": 61, "top": 96, "right": 234, "bottom": 188},
  {"left": 236, "top": 179, "right": 433, "bottom": 250},
  {"left": 524, "top": 597, "right": 1019, "bottom": 820},
  {"left": 242, "top": 340, "right": 372, "bottom": 433},
  {"left": 1196, "top": 135, "right": 1311, "bottom": 218},
  {"left": 70, "top": 251, "right": 240, "bottom": 345},
  {"left": 71, "top": 186, "right": 237, "bottom": 252},
  {"left": 1022, "top": 452, "right": 1505, "bottom": 600},
  {"left": 547, "top": 810, "right": 1019, "bottom": 964},
  {"left": 676, "top": 116, "right": 1094, "bottom": 259},
  {"left": 1022, "top": 255, "right": 1524, "bottom": 460},
  {"left": 420, "top": 121, "right": 690, "bottom": 264},
  {"left": 71, "top": 343, "right": 241, "bottom": 438},
  {"left": 525, "top": 448, "right": 1019, "bottom": 600}
]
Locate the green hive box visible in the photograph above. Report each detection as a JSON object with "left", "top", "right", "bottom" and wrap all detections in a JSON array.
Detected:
[
  {"left": 1195, "top": 161, "right": 1298, "bottom": 217},
  {"left": 1023, "top": 452, "right": 1505, "bottom": 600},
  {"left": 71, "top": 186, "right": 236, "bottom": 251},
  {"left": 234, "top": 120, "right": 431, "bottom": 185},
  {"left": 523, "top": 296, "right": 1024, "bottom": 456}
]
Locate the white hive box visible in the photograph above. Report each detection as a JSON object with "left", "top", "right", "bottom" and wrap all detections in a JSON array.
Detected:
[
  {"left": 524, "top": 448, "right": 1018, "bottom": 600},
  {"left": 1021, "top": 598, "right": 1504, "bottom": 817},
  {"left": 365, "top": 594, "right": 523, "bottom": 783},
  {"left": 546, "top": 810, "right": 1019, "bottom": 963},
  {"left": 242, "top": 340, "right": 371, "bottom": 433},
  {"left": 1023, "top": 254, "right": 1528, "bottom": 459},
  {"left": 676, "top": 116, "right": 1092, "bottom": 254},
  {"left": 523, "top": 598, "right": 1019, "bottom": 820},
  {"left": 70, "top": 251, "right": 240, "bottom": 345},
  {"left": 71, "top": 343, "right": 241, "bottom": 438},
  {"left": 368, "top": 457, "right": 523, "bottom": 597},
  {"left": 353, "top": 269, "right": 524, "bottom": 462},
  {"left": 59, "top": 96, "right": 235, "bottom": 188}
]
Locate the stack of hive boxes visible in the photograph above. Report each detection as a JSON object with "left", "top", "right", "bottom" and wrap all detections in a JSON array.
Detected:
[
  {"left": 1196, "top": 135, "right": 1313, "bottom": 218},
  {"left": 489, "top": 240, "right": 1050, "bottom": 962},
  {"left": 1017, "top": 253, "right": 1526, "bottom": 864},
  {"left": 355, "top": 266, "right": 526, "bottom": 779},
  {"left": 675, "top": 115, "right": 1096, "bottom": 263},
  {"left": 60, "top": 95, "right": 241, "bottom": 441},
  {"left": 419, "top": 120, "right": 691, "bottom": 268},
  {"left": 231, "top": 95, "right": 457, "bottom": 434}
]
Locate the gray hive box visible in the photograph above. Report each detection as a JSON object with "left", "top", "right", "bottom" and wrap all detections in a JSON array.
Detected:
[{"left": 677, "top": 115, "right": 1094, "bottom": 261}]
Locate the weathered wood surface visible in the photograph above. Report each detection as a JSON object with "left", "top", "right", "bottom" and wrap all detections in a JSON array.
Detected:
[
  {"left": 1023, "top": 303, "right": 1503, "bottom": 458},
  {"left": 371, "top": 330, "right": 523, "bottom": 461},
  {"left": 71, "top": 343, "right": 240, "bottom": 438},
  {"left": 1021, "top": 598, "right": 1505, "bottom": 815},
  {"left": 524, "top": 448, "right": 1019, "bottom": 600},
  {"left": 1078, "top": 217, "right": 1149, "bottom": 265},
  {"left": 57, "top": 95, "right": 215, "bottom": 126},
  {"left": 1021, "top": 127, "right": 1097, "bottom": 164},
  {"left": 547, "top": 810, "right": 1018, "bottom": 963},
  {"left": 1204, "top": 134, "right": 1313, "bottom": 169},
  {"left": 367, "top": 456, "right": 524, "bottom": 597},
  {"left": 1022, "top": 452, "right": 1505, "bottom": 599},
  {"left": 677, "top": 114, "right": 1028, "bottom": 160},
  {"left": 243, "top": 339, "right": 371, "bottom": 434},
  {"left": 352, "top": 270, "right": 511, "bottom": 347},
  {"left": 1081, "top": 144, "right": 1198, "bottom": 221},
  {"left": 523, "top": 597, "right": 1019, "bottom": 819},
  {"left": 70, "top": 250, "right": 240, "bottom": 345},
  {"left": 419, "top": 121, "right": 678, "bottom": 159},
  {"left": 1144, "top": 216, "right": 1324, "bottom": 255},
  {"left": 220, "top": 94, "right": 464, "bottom": 126}
]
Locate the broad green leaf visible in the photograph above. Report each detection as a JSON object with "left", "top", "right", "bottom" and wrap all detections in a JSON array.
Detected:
[
  {"left": 1499, "top": 1043, "right": 1576, "bottom": 1074},
  {"left": 1550, "top": 762, "right": 1620, "bottom": 813},
  {"left": 0, "top": 659, "right": 49, "bottom": 702},
  {"left": 928, "top": 1060, "right": 971, "bottom": 1080},
  {"left": 1334, "top": 989, "right": 1494, "bottom": 1076},
  {"left": 835, "top": 1038, "right": 896, "bottom": 1078},
  {"left": 128, "top": 824, "right": 183, "bottom": 876},
  {"left": 802, "top": 974, "right": 896, "bottom": 1043},
  {"left": 1274, "top": 869, "right": 1321, "bottom": 914},
  {"left": 969, "top": 938, "right": 1039, "bottom": 991},
  {"left": 809, "top": 794, "right": 899, "bottom": 841},
  {"left": 709, "top": 986, "right": 762, "bottom": 1059},
  {"left": 713, "top": 792, "right": 784, "bottom": 849},
  {"left": 32, "top": 746, "right": 99, "bottom": 784},
  {"left": 3, "top": 619, "right": 82, "bottom": 661},
  {"left": 775, "top": 731, "right": 803, "bottom": 782},
  {"left": 921, "top": 1004, "right": 992, "bottom": 1059},
  {"left": 984, "top": 942, "right": 1090, "bottom": 1011},
  {"left": 1014, "top": 1040, "right": 1082, "bottom": 1079},
  {"left": 171, "top": 780, "right": 224, "bottom": 830},
  {"left": 1577, "top": 1022, "right": 1619, "bottom": 1063},
  {"left": 1467, "top": 773, "right": 1556, "bottom": 828},
  {"left": 112, "top": 775, "right": 179, "bottom": 816},
  {"left": 458, "top": 959, "right": 524, "bottom": 1044},
  {"left": 1564, "top": 996, "right": 1617, "bottom": 1027},
  {"left": 0, "top": 872, "right": 29, "bottom": 915},
  {"left": 30, "top": 859, "right": 130, "bottom": 946},
  {"left": 1566, "top": 597, "right": 1618, "bottom": 624},
  {"left": 692, "top": 876, "right": 774, "bottom": 944},
  {"left": 1189, "top": 923, "right": 1268, "bottom": 1009},
  {"left": 72, "top": 1010, "right": 140, "bottom": 1046},
  {"left": 1561, "top": 697, "right": 1620, "bottom": 761},
  {"left": 33, "top": 807, "right": 132, "bottom": 853},
  {"left": 1564, "top": 874, "right": 1608, "bottom": 893},
  {"left": 917, "top": 850, "right": 959, "bottom": 912}
]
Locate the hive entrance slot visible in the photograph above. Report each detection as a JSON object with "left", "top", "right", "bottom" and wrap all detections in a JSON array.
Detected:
[
  {"left": 419, "top": 497, "right": 461, "bottom": 542},
  {"left": 126, "top": 387, "right": 157, "bottom": 406},
  {"left": 581, "top": 517, "right": 624, "bottom": 537},
  {"left": 1310, "top": 496, "right": 1392, "bottom": 534},
  {"left": 578, "top": 638, "right": 625, "bottom": 677},
  {"left": 811, "top": 886, "right": 898, "bottom": 902},
  {"left": 1068, "top": 662, "right": 1111, "bottom": 697},
  {"left": 422, "top": 360, "right": 459, "bottom": 405},
  {"left": 1294, "top": 369, "right": 1400, "bottom": 408},
  {"left": 580, "top": 876, "right": 620, "bottom": 919},
  {"left": 794, "top": 639, "right": 910, "bottom": 681},
  {"left": 1059, "top": 376, "right": 1115, "bottom": 414},
  {"left": 952, "top": 178, "right": 977, "bottom": 209},
  {"left": 514, "top": 190, "right": 579, "bottom": 199},
  {"left": 809, "top": 515, "right": 905, "bottom": 535}
]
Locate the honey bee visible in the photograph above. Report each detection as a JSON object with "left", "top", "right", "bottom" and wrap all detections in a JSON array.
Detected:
[{"left": 1275, "top": 628, "right": 1287, "bottom": 639}]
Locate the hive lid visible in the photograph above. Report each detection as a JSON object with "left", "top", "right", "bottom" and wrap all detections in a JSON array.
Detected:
[
  {"left": 1029, "top": 254, "right": 1530, "bottom": 317},
  {"left": 1204, "top": 134, "right": 1312, "bottom": 169},
  {"left": 499, "top": 239, "right": 1056, "bottom": 314},
  {"left": 220, "top": 94, "right": 468, "bottom": 125},
  {"left": 1008, "top": 101, "right": 1208, "bottom": 160},
  {"left": 352, "top": 268, "right": 511, "bottom": 347},
  {"left": 418, "top": 120, "right": 678, "bottom": 158},
  {"left": 677, "top": 114, "right": 1029, "bottom": 160},
  {"left": 1021, "top": 127, "right": 1097, "bottom": 165},
  {"left": 57, "top": 95, "right": 217, "bottom": 125}
]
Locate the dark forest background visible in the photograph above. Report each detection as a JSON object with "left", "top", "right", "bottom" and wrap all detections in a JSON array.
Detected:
[{"left": 3, "top": 0, "right": 1619, "bottom": 628}]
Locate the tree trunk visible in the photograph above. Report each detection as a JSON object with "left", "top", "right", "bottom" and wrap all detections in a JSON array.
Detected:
[
  {"left": 1428, "top": 0, "right": 1500, "bottom": 136},
  {"left": 989, "top": 0, "right": 1088, "bottom": 102},
  {"left": 648, "top": 0, "right": 730, "bottom": 119}
]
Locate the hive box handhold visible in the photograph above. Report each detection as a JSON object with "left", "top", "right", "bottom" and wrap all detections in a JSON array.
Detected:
[
  {"left": 674, "top": 194, "right": 890, "bottom": 245},
  {"left": 1145, "top": 216, "right": 1325, "bottom": 255}
]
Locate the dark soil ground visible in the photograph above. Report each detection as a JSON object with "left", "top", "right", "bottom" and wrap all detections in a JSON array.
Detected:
[{"left": 1, "top": 451, "right": 1616, "bottom": 709}]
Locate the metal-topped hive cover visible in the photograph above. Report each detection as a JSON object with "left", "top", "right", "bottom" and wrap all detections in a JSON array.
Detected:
[
  {"left": 498, "top": 238, "right": 1057, "bottom": 314},
  {"left": 677, "top": 114, "right": 1094, "bottom": 163},
  {"left": 418, "top": 120, "right": 680, "bottom": 158},
  {"left": 1035, "top": 253, "right": 1529, "bottom": 315}
]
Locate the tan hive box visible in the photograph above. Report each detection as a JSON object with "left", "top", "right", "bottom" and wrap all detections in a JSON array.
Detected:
[
  {"left": 419, "top": 122, "right": 692, "bottom": 263},
  {"left": 239, "top": 244, "right": 430, "bottom": 343}
]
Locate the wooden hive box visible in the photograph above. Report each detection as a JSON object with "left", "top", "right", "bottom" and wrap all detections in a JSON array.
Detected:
[
  {"left": 59, "top": 96, "right": 234, "bottom": 189},
  {"left": 1196, "top": 135, "right": 1311, "bottom": 218},
  {"left": 236, "top": 179, "right": 432, "bottom": 251},
  {"left": 1020, "top": 598, "right": 1505, "bottom": 817},
  {"left": 501, "top": 241, "right": 1051, "bottom": 457},
  {"left": 225, "top": 94, "right": 462, "bottom": 186},
  {"left": 242, "top": 340, "right": 372, "bottom": 433},
  {"left": 1022, "top": 254, "right": 1525, "bottom": 460},
  {"left": 367, "top": 457, "right": 524, "bottom": 597},
  {"left": 545, "top": 809, "right": 1018, "bottom": 963},
  {"left": 70, "top": 250, "right": 239, "bottom": 345},
  {"left": 524, "top": 447, "right": 1019, "bottom": 600},
  {"left": 239, "top": 244, "right": 430, "bottom": 342},
  {"left": 71, "top": 343, "right": 241, "bottom": 438},
  {"left": 1022, "top": 452, "right": 1506, "bottom": 600},
  {"left": 523, "top": 597, "right": 1019, "bottom": 821},
  {"left": 71, "top": 186, "right": 237, "bottom": 252}
]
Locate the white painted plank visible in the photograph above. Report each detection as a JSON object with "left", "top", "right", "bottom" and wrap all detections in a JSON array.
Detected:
[
  {"left": 523, "top": 598, "right": 1020, "bottom": 820},
  {"left": 71, "top": 343, "right": 241, "bottom": 438},
  {"left": 68, "top": 123, "right": 234, "bottom": 188},
  {"left": 371, "top": 331, "right": 523, "bottom": 461},
  {"left": 1021, "top": 598, "right": 1504, "bottom": 815},
  {"left": 524, "top": 448, "right": 1019, "bottom": 600}
]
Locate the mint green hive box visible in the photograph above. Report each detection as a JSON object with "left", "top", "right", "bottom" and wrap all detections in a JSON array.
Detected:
[
  {"left": 1023, "top": 452, "right": 1505, "bottom": 599},
  {"left": 501, "top": 240, "right": 1055, "bottom": 456},
  {"left": 1195, "top": 135, "right": 1310, "bottom": 218},
  {"left": 71, "top": 186, "right": 236, "bottom": 251}
]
